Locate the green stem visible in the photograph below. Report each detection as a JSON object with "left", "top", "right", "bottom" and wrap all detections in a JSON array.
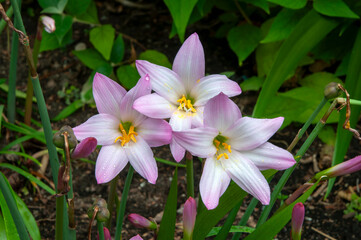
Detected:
[
  {"left": 215, "top": 200, "right": 243, "bottom": 240},
  {"left": 97, "top": 221, "right": 105, "bottom": 240},
  {"left": 0, "top": 6, "right": 13, "bottom": 34},
  {"left": 55, "top": 196, "right": 64, "bottom": 240},
  {"left": 0, "top": 173, "right": 30, "bottom": 240},
  {"left": 186, "top": 152, "right": 194, "bottom": 198},
  {"left": 106, "top": 176, "right": 118, "bottom": 229},
  {"left": 115, "top": 166, "right": 134, "bottom": 240},
  {"left": 256, "top": 99, "right": 338, "bottom": 227}
]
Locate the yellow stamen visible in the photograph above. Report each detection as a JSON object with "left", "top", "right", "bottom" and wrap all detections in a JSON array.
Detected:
[
  {"left": 114, "top": 123, "right": 138, "bottom": 146},
  {"left": 217, "top": 153, "right": 224, "bottom": 160},
  {"left": 177, "top": 95, "right": 196, "bottom": 113},
  {"left": 224, "top": 153, "right": 229, "bottom": 159}
]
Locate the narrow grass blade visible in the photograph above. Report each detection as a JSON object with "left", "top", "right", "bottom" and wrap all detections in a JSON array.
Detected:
[
  {"left": 0, "top": 151, "right": 41, "bottom": 166},
  {"left": 51, "top": 100, "right": 84, "bottom": 122},
  {"left": 214, "top": 200, "right": 243, "bottom": 240},
  {"left": 207, "top": 226, "right": 255, "bottom": 237},
  {"left": 0, "top": 188, "right": 20, "bottom": 240},
  {"left": 155, "top": 157, "right": 186, "bottom": 167}
]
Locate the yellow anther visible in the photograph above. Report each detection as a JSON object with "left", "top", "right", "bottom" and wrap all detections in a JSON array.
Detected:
[
  {"left": 177, "top": 95, "right": 196, "bottom": 113},
  {"left": 224, "top": 153, "right": 229, "bottom": 159},
  {"left": 217, "top": 153, "right": 224, "bottom": 160},
  {"left": 222, "top": 142, "right": 232, "bottom": 153},
  {"left": 214, "top": 140, "right": 220, "bottom": 148},
  {"left": 114, "top": 123, "right": 138, "bottom": 146}
]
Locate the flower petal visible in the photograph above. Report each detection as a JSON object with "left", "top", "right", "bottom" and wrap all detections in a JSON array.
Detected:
[
  {"left": 119, "top": 75, "right": 151, "bottom": 126},
  {"left": 137, "top": 118, "right": 172, "bottom": 147},
  {"left": 226, "top": 117, "right": 284, "bottom": 151},
  {"left": 241, "top": 142, "right": 295, "bottom": 170},
  {"left": 170, "top": 138, "right": 186, "bottom": 162},
  {"left": 93, "top": 73, "right": 126, "bottom": 118},
  {"left": 169, "top": 110, "right": 193, "bottom": 131},
  {"left": 173, "top": 33, "right": 205, "bottom": 91},
  {"left": 203, "top": 93, "right": 242, "bottom": 132},
  {"left": 95, "top": 145, "right": 128, "bottom": 184},
  {"left": 125, "top": 137, "right": 158, "bottom": 184},
  {"left": 191, "top": 74, "right": 241, "bottom": 106},
  {"left": 200, "top": 157, "right": 231, "bottom": 210},
  {"left": 191, "top": 106, "right": 204, "bottom": 128},
  {"left": 73, "top": 114, "right": 120, "bottom": 146},
  {"left": 136, "top": 60, "right": 185, "bottom": 103},
  {"left": 133, "top": 93, "right": 177, "bottom": 119},
  {"left": 172, "top": 127, "right": 218, "bottom": 158},
  {"left": 222, "top": 150, "right": 270, "bottom": 205}
]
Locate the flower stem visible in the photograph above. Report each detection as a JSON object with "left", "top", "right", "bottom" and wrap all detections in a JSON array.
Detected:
[
  {"left": 105, "top": 175, "right": 118, "bottom": 229},
  {"left": 186, "top": 152, "right": 194, "bottom": 198},
  {"left": 256, "top": 99, "right": 338, "bottom": 227},
  {"left": 97, "top": 222, "right": 105, "bottom": 240},
  {"left": 115, "top": 166, "right": 134, "bottom": 240},
  {"left": 55, "top": 196, "right": 64, "bottom": 240}
]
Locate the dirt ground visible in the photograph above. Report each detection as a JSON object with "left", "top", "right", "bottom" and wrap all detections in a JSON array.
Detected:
[{"left": 1, "top": 1, "right": 361, "bottom": 239}]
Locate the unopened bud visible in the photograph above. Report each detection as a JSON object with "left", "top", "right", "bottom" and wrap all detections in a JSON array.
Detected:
[
  {"left": 53, "top": 126, "right": 77, "bottom": 150},
  {"left": 130, "top": 235, "right": 143, "bottom": 240},
  {"left": 128, "top": 214, "right": 157, "bottom": 230},
  {"left": 324, "top": 82, "right": 341, "bottom": 100},
  {"left": 315, "top": 155, "right": 361, "bottom": 180},
  {"left": 96, "top": 208, "right": 110, "bottom": 222},
  {"left": 183, "top": 197, "right": 197, "bottom": 240},
  {"left": 71, "top": 137, "right": 97, "bottom": 159},
  {"left": 88, "top": 198, "right": 109, "bottom": 221},
  {"left": 41, "top": 16, "right": 56, "bottom": 33},
  {"left": 291, "top": 202, "right": 305, "bottom": 240},
  {"left": 97, "top": 227, "right": 111, "bottom": 240}
]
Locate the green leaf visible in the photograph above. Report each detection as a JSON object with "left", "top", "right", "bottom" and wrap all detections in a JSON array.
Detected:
[
  {"left": 0, "top": 151, "right": 41, "bottom": 166},
  {"left": 0, "top": 163, "right": 55, "bottom": 195},
  {"left": 52, "top": 100, "right": 84, "bottom": 121},
  {"left": 244, "top": 179, "right": 321, "bottom": 240},
  {"left": 240, "top": 76, "right": 264, "bottom": 91},
  {"left": 110, "top": 34, "right": 125, "bottom": 64},
  {"left": 90, "top": 25, "right": 115, "bottom": 60},
  {"left": 0, "top": 212, "right": 6, "bottom": 240},
  {"left": 139, "top": 50, "right": 172, "bottom": 68},
  {"left": 14, "top": 195, "right": 40, "bottom": 240},
  {"left": 53, "top": 14, "right": 73, "bottom": 45},
  {"left": 253, "top": 10, "right": 339, "bottom": 118},
  {"left": 0, "top": 82, "right": 36, "bottom": 102},
  {"left": 40, "top": 28, "right": 72, "bottom": 52},
  {"left": 116, "top": 65, "right": 140, "bottom": 89},
  {"left": 227, "top": 24, "right": 262, "bottom": 66},
  {"left": 267, "top": 0, "right": 307, "bottom": 9},
  {"left": 318, "top": 125, "right": 336, "bottom": 146},
  {"left": 313, "top": 0, "right": 359, "bottom": 19},
  {"left": 240, "top": 0, "right": 269, "bottom": 14},
  {"left": 261, "top": 8, "right": 307, "bottom": 43},
  {"left": 164, "top": 0, "right": 198, "bottom": 42},
  {"left": 0, "top": 186, "right": 20, "bottom": 240},
  {"left": 157, "top": 168, "right": 178, "bottom": 240},
  {"left": 206, "top": 225, "right": 255, "bottom": 237},
  {"left": 73, "top": 49, "right": 109, "bottom": 70},
  {"left": 0, "top": 105, "right": 3, "bottom": 137},
  {"left": 74, "top": 0, "right": 99, "bottom": 24},
  {"left": 65, "top": 0, "right": 91, "bottom": 15},
  {"left": 39, "top": 0, "right": 68, "bottom": 14}
]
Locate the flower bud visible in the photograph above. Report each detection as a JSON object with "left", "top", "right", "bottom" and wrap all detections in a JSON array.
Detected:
[
  {"left": 71, "top": 137, "right": 97, "bottom": 159},
  {"left": 130, "top": 235, "right": 143, "bottom": 240},
  {"left": 183, "top": 197, "right": 197, "bottom": 240},
  {"left": 291, "top": 202, "right": 305, "bottom": 240},
  {"left": 97, "top": 227, "right": 111, "bottom": 240},
  {"left": 87, "top": 198, "right": 108, "bottom": 219},
  {"left": 96, "top": 208, "right": 110, "bottom": 222},
  {"left": 324, "top": 82, "right": 341, "bottom": 100},
  {"left": 315, "top": 155, "right": 361, "bottom": 180},
  {"left": 53, "top": 126, "right": 77, "bottom": 150},
  {"left": 41, "top": 16, "right": 56, "bottom": 33},
  {"left": 128, "top": 213, "right": 157, "bottom": 230}
]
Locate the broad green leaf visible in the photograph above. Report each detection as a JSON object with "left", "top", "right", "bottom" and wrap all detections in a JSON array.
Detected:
[
  {"left": 253, "top": 10, "right": 339, "bottom": 118},
  {"left": 164, "top": 0, "right": 198, "bottom": 42},
  {"left": 139, "top": 50, "right": 172, "bottom": 68},
  {"left": 267, "top": 0, "right": 307, "bottom": 9},
  {"left": 74, "top": 0, "right": 99, "bottom": 24},
  {"left": 53, "top": 14, "right": 73, "bottom": 45},
  {"left": 244, "top": 179, "right": 321, "bottom": 240},
  {"left": 0, "top": 163, "right": 55, "bottom": 195},
  {"left": 0, "top": 187, "right": 19, "bottom": 240},
  {"left": 14, "top": 194, "right": 40, "bottom": 240},
  {"left": 65, "top": 0, "right": 91, "bottom": 15},
  {"left": 157, "top": 168, "right": 178, "bottom": 240},
  {"left": 228, "top": 24, "right": 262, "bottom": 66},
  {"left": 52, "top": 100, "right": 84, "bottom": 121},
  {"left": 313, "top": 0, "right": 359, "bottom": 19},
  {"left": 206, "top": 226, "right": 255, "bottom": 237},
  {"left": 335, "top": 52, "right": 350, "bottom": 76},
  {"left": 299, "top": 72, "right": 343, "bottom": 89},
  {"left": 110, "top": 34, "right": 125, "bottom": 64},
  {"left": 73, "top": 49, "right": 109, "bottom": 70},
  {"left": 116, "top": 65, "right": 140, "bottom": 89},
  {"left": 240, "top": 76, "right": 264, "bottom": 91},
  {"left": 240, "top": 0, "right": 269, "bottom": 14},
  {"left": 90, "top": 25, "right": 115, "bottom": 60},
  {"left": 39, "top": 0, "right": 68, "bottom": 14},
  {"left": 0, "top": 212, "right": 6, "bottom": 240},
  {"left": 261, "top": 8, "right": 307, "bottom": 43},
  {"left": 318, "top": 125, "right": 336, "bottom": 146},
  {"left": 40, "top": 28, "right": 72, "bottom": 52}
]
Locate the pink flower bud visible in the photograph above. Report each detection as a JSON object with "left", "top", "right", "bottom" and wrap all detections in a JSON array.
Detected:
[
  {"left": 128, "top": 213, "right": 157, "bottom": 230},
  {"left": 41, "top": 16, "right": 56, "bottom": 33},
  {"left": 291, "top": 202, "right": 305, "bottom": 240},
  {"left": 71, "top": 137, "right": 97, "bottom": 159},
  {"left": 130, "top": 234, "right": 143, "bottom": 240},
  {"left": 183, "top": 197, "right": 197, "bottom": 240},
  {"left": 97, "top": 227, "right": 111, "bottom": 240},
  {"left": 315, "top": 155, "right": 361, "bottom": 179}
]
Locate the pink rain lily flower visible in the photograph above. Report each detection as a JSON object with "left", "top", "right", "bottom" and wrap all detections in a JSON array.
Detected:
[
  {"left": 173, "top": 93, "right": 296, "bottom": 209},
  {"left": 71, "top": 137, "right": 97, "bottom": 159},
  {"left": 130, "top": 235, "right": 143, "bottom": 240},
  {"left": 73, "top": 73, "right": 172, "bottom": 184},
  {"left": 133, "top": 33, "right": 241, "bottom": 162}
]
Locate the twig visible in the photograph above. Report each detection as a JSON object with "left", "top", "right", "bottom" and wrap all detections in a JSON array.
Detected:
[
  {"left": 311, "top": 227, "right": 337, "bottom": 240},
  {"left": 0, "top": 3, "right": 27, "bottom": 44}
]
